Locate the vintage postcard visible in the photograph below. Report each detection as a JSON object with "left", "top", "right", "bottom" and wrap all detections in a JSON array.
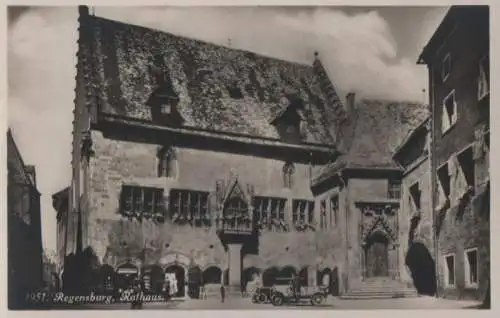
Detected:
[{"left": 5, "top": 3, "right": 490, "bottom": 311}]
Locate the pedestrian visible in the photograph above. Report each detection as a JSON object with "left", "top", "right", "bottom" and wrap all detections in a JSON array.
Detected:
[{"left": 220, "top": 284, "right": 225, "bottom": 303}]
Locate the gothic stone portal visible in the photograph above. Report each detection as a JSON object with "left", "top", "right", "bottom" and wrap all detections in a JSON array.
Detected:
[{"left": 365, "top": 232, "right": 389, "bottom": 278}]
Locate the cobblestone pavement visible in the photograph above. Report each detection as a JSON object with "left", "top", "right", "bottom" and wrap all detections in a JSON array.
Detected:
[{"left": 173, "top": 296, "right": 483, "bottom": 310}]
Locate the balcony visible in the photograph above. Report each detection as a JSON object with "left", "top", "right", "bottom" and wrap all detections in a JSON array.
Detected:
[{"left": 215, "top": 217, "right": 253, "bottom": 235}]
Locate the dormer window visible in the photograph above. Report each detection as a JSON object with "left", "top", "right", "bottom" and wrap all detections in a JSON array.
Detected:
[
  {"left": 227, "top": 82, "right": 243, "bottom": 99},
  {"left": 271, "top": 95, "right": 306, "bottom": 144},
  {"left": 148, "top": 54, "right": 183, "bottom": 126},
  {"left": 283, "top": 162, "right": 295, "bottom": 188},
  {"left": 158, "top": 146, "right": 177, "bottom": 179}
]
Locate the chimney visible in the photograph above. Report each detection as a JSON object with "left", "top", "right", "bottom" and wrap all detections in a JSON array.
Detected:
[
  {"left": 78, "top": 5, "right": 89, "bottom": 17},
  {"left": 25, "top": 165, "right": 37, "bottom": 186},
  {"left": 345, "top": 92, "right": 356, "bottom": 114}
]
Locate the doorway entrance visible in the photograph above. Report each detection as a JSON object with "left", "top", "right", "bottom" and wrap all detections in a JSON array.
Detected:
[
  {"left": 165, "top": 265, "right": 185, "bottom": 297},
  {"left": 365, "top": 232, "right": 389, "bottom": 278}
]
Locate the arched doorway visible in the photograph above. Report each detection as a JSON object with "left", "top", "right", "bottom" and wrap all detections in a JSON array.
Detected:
[
  {"left": 262, "top": 267, "right": 279, "bottom": 287},
  {"left": 203, "top": 266, "right": 222, "bottom": 285},
  {"left": 165, "top": 265, "right": 186, "bottom": 297},
  {"left": 142, "top": 265, "right": 164, "bottom": 294},
  {"left": 405, "top": 242, "right": 437, "bottom": 295},
  {"left": 298, "top": 267, "right": 308, "bottom": 286},
  {"left": 331, "top": 267, "right": 340, "bottom": 296},
  {"left": 99, "top": 265, "right": 116, "bottom": 294},
  {"left": 275, "top": 266, "right": 296, "bottom": 285},
  {"left": 317, "top": 268, "right": 331, "bottom": 287},
  {"left": 242, "top": 267, "right": 260, "bottom": 285},
  {"left": 188, "top": 266, "right": 202, "bottom": 299},
  {"left": 116, "top": 263, "right": 139, "bottom": 291},
  {"left": 365, "top": 231, "right": 390, "bottom": 278},
  {"left": 242, "top": 267, "right": 260, "bottom": 294}
]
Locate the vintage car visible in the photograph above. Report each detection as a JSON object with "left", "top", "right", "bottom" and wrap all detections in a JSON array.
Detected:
[
  {"left": 251, "top": 286, "right": 275, "bottom": 304},
  {"left": 270, "top": 279, "right": 329, "bottom": 306}
]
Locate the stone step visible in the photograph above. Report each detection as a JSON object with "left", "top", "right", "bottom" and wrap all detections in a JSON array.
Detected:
[
  {"left": 342, "top": 280, "right": 418, "bottom": 300},
  {"left": 341, "top": 294, "right": 416, "bottom": 300}
]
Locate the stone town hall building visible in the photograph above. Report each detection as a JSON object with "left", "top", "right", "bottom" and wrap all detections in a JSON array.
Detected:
[{"left": 55, "top": 6, "right": 432, "bottom": 298}]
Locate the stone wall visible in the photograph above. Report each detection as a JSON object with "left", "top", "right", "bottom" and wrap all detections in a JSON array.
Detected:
[
  {"left": 427, "top": 17, "right": 489, "bottom": 302},
  {"left": 86, "top": 129, "right": 343, "bottom": 283},
  {"left": 399, "top": 157, "right": 434, "bottom": 288}
]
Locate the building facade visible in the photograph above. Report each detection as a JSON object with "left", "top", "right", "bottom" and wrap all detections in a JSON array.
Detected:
[
  {"left": 61, "top": 6, "right": 429, "bottom": 298},
  {"left": 311, "top": 96, "right": 428, "bottom": 297},
  {"left": 7, "top": 129, "right": 44, "bottom": 308},
  {"left": 393, "top": 118, "right": 437, "bottom": 296},
  {"left": 417, "top": 6, "right": 490, "bottom": 301},
  {"left": 52, "top": 187, "right": 69, "bottom": 276}
]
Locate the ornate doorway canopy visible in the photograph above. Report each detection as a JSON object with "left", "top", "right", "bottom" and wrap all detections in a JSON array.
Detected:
[{"left": 215, "top": 170, "right": 255, "bottom": 235}]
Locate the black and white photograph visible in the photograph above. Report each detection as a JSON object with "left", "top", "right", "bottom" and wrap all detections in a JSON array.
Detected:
[{"left": 5, "top": 3, "right": 490, "bottom": 310}]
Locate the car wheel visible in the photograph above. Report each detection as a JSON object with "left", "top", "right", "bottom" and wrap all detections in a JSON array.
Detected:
[
  {"left": 310, "top": 293, "right": 324, "bottom": 306},
  {"left": 257, "top": 293, "right": 267, "bottom": 303},
  {"left": 272, "top": 294, "right": 284, "bottom": 306}
]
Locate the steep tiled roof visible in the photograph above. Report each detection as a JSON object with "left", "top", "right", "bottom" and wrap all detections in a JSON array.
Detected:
[
  {"left": 81, "top": 14, "right": 344, "bottom": 146},
  {"left": 313, "top": 99, "right": 429, "bottom": 185}
]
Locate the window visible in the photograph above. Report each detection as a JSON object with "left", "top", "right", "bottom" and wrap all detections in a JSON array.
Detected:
[
  {"left": 330, "top": 195, "right": 339, "bottom": 227},
  {"left": 464, "top": 248, "right": 478, "bottom": 287},
  {"left": 409, "top": 182, "right": 422, "bottom": 210},
  {"left": 478, "top": 54, "right": 489, "bottom": 100},
  {"left": 457, "top": 146, "right": 475, "bottom": 191},
  {"left": 442, "top": 53, "right": 452, "bottom": 82},
  {"left": 120, "top": 186, "right": 165, "bottom": 219},
  {"left": 442, "top": 91, "right": 457, "bottom": 134},
  {"left": 226, "top": 197, "right": 247, "bottom": 217},
  {"left": 292, "top": 200, "right": 315, "bottom": 230},
  {"left": 438, "top": 163, "right": 451, "bottom": 199},
  {"left": 283, "top": 162, "right": 295, "bottom": 188},
  {"left": 254, "top": 196, "right": 287, "bottom": 231},
  {"left": 388, "top": 179, "right": 402, "bottom": 199},
  {"left": 320, "top": 200, "right": 327, "bottom": 230},
  {"left": 228, "top": 82, "right": 243, "bottom": 99},
  {"left": 168, "top": 189, "right": 210, "bottom": 226},
  {"left": 158, "top": 147, "right": 177, "bottom": 178},
  {"left": 444, "top": 254, "right": 455, "bottom": 287}
]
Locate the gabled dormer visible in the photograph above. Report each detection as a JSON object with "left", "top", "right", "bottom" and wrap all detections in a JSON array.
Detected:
[
  {"left": 147, "top": 54, "right": 184, "bottom": 126},
  {"left": 271, "top": 95, "right": 307, "bottom": 144}
]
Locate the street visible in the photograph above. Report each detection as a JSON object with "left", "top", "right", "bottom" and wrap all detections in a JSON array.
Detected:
[{"left": 161, "top": 296, "right": 482, "bottom": 310}]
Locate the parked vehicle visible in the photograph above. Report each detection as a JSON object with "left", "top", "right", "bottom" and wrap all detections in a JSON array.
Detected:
[
  {"left": 251, "top": 287, "right": 275, "bottom": 304},
  {"left": 270, "top": 279, "right": 328, "bottom": 306}
]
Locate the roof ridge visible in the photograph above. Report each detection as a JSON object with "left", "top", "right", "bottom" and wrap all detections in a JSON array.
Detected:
[{"left": 91, "top": 15, "right": 314, "bottom": 68}]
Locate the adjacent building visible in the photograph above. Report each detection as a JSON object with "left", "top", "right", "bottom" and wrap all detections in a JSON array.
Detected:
[
  {"left": 60, "top": 6, "right": 429, "bottom": 299},
  {"left": 311, "top": 97, "right": 427, "bottom": 297},
  {"left": 417, "top": 6, "right": 490, "bottom": 301},
  {"left": 392, "top": 118, "right": 437, "bottom": 296},
  {"left": 7, "top": 129, "right": 44, "bottom": 308},
  {"left": 52, "top": 186, "right": 70, "bottom": 283}
]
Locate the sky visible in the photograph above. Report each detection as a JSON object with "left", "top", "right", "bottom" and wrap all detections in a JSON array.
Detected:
[{"left": 7, "top": 5, "right": 448, "bottom": 253}]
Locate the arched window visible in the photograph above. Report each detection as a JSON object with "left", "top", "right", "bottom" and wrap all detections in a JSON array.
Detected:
[
  {"left": 158, "top": 147, "right": 177, "bottom": 178},
  {"left": 283, "top": 162, "right": 295, "bottom": 188}
]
